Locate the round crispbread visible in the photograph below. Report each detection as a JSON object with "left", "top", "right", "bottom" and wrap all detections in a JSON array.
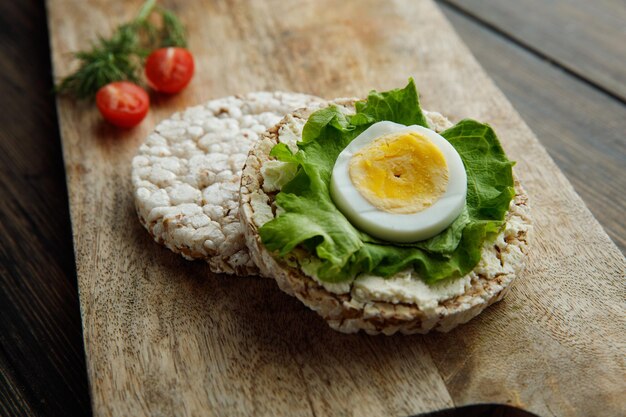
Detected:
[
  {"left": 240, "top": 101, "right": 532, "bottom": 334},
  {"left": 132, "top": 92, "right": 324, "bottom": 276}
]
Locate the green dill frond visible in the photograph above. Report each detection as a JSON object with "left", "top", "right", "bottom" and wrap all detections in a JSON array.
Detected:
[
  {"left": 56, "top": 25, "right": 141, "bottom": 99},
  {"left": 56, "top": 0, "right": 188, "bottom": 98},
  {"left": 159, "top": 9, "right": 187, "bottom": 48}
]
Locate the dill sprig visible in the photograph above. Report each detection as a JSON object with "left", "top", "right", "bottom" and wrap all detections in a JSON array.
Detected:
[
  {"left": 56, "top": 0, "right": 187, "bottom": 99},
  {"left": 160, "top": 9, "right": 187, "bottom": 48}
]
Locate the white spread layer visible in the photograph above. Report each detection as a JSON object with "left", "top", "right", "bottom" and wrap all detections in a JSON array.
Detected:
[
  {"left": 298, "top": 256, "right": 352, "bottom": 294},
  {"left": 352, "top": 269, "right": 471, "bottom": 312},
  {"left": 261, "top": 161, "right": 297, "bottom": 192},
  {"left": 253, "top": 108, "right": 524, "bottom": 311}
]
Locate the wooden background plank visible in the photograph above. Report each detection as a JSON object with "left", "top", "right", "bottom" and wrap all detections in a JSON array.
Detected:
[
  {"left": 442, "top": 0, "right": 626, "bottom": 101},
  {"left": 0, "top": 0, "right": 92, "bottom": 416},
  {"left": 4, "top": 0, "right": 625, "bottom": 415},
  {"left": 43, "top": 0, "right": 626, "bottom": 416},
  {"left": 48, "top": 1, "right": 459, "bottom": 416},
  {"left": 437, "top": 2, "right": 626, "bottom": 253}
]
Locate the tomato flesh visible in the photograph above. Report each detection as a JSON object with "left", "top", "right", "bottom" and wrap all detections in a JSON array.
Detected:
[
  {"left": 96, "top": 81, "right": 149, "bottom": 128},
  {"left": 145, "top": 47, "right": 195, "bottom": 94}
]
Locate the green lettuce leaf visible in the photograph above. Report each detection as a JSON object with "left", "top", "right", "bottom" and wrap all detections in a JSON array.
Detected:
[{"left": 259, "top": 79, "right": 515, "bottom": 284}]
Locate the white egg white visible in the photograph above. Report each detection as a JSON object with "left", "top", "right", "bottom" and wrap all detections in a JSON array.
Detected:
[{"left": 330, "top": 121, "right": 467, "bottom": 242}]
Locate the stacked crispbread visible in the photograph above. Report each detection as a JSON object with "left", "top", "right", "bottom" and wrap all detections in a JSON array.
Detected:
[{"left": 132, "top": 92, "right": 531, "bottom": 335}]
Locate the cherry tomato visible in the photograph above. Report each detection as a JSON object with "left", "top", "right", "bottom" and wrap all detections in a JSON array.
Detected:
[
  {"left": 145, "top": 47, "right": 195, "bottom": 94},
  {"left": 95, "top": 81, "right": 149, "bottom": 128}
]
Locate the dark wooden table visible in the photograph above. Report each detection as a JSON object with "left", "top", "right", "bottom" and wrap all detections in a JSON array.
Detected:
[{"left": 1, "top": 1, "right": 624, "bottom": 416}]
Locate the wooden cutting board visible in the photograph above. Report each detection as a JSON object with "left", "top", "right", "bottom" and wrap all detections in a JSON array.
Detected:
[{"left": 46, "top": 1, "right": 625, "bottom": 416}]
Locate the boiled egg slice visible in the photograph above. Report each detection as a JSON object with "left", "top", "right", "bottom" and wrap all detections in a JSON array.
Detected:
[{"left": 330, "top": 121, "right": 467, "bottom": 242}]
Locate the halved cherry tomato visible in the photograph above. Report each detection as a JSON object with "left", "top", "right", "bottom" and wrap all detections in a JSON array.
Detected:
[
  {"left": 145, "top": 47, "right": 195, "bottom": 94},
  {"left": 95, "top": 81, "right": 149, "bottom": 128}
]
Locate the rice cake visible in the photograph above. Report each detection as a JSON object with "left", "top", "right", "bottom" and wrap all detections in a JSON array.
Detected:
[
  {"left": 239, "top": 101, "right": 532, "bottom": 334},
  {"left": 132, "top": 92, "right": 324, "bottom": 275}
]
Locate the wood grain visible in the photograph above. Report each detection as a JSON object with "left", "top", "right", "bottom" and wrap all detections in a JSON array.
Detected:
[
  {"left": 0, "top": 0, "right": 91, "bottom": 415},
  {"left": 443, "top": 0, "right": 626, "bottom": 101},
  {"left": 439, "top": 3, "right": 626, "bottom": 253},
  {"left": 46, "top": 1, "right": 626, "bottom": 416}
]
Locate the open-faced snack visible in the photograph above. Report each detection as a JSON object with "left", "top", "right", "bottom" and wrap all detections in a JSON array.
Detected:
[
  {"left": 240, "top": 81, "right": 531, "bottom": 334},
  {"left": 132, "top": 92, "right": 324, "bottom": 275}
]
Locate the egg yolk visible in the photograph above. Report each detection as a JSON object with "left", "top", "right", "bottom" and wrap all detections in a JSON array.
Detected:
[{"left": 349, "top": 132, "right": 449, "bottom": 214}]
